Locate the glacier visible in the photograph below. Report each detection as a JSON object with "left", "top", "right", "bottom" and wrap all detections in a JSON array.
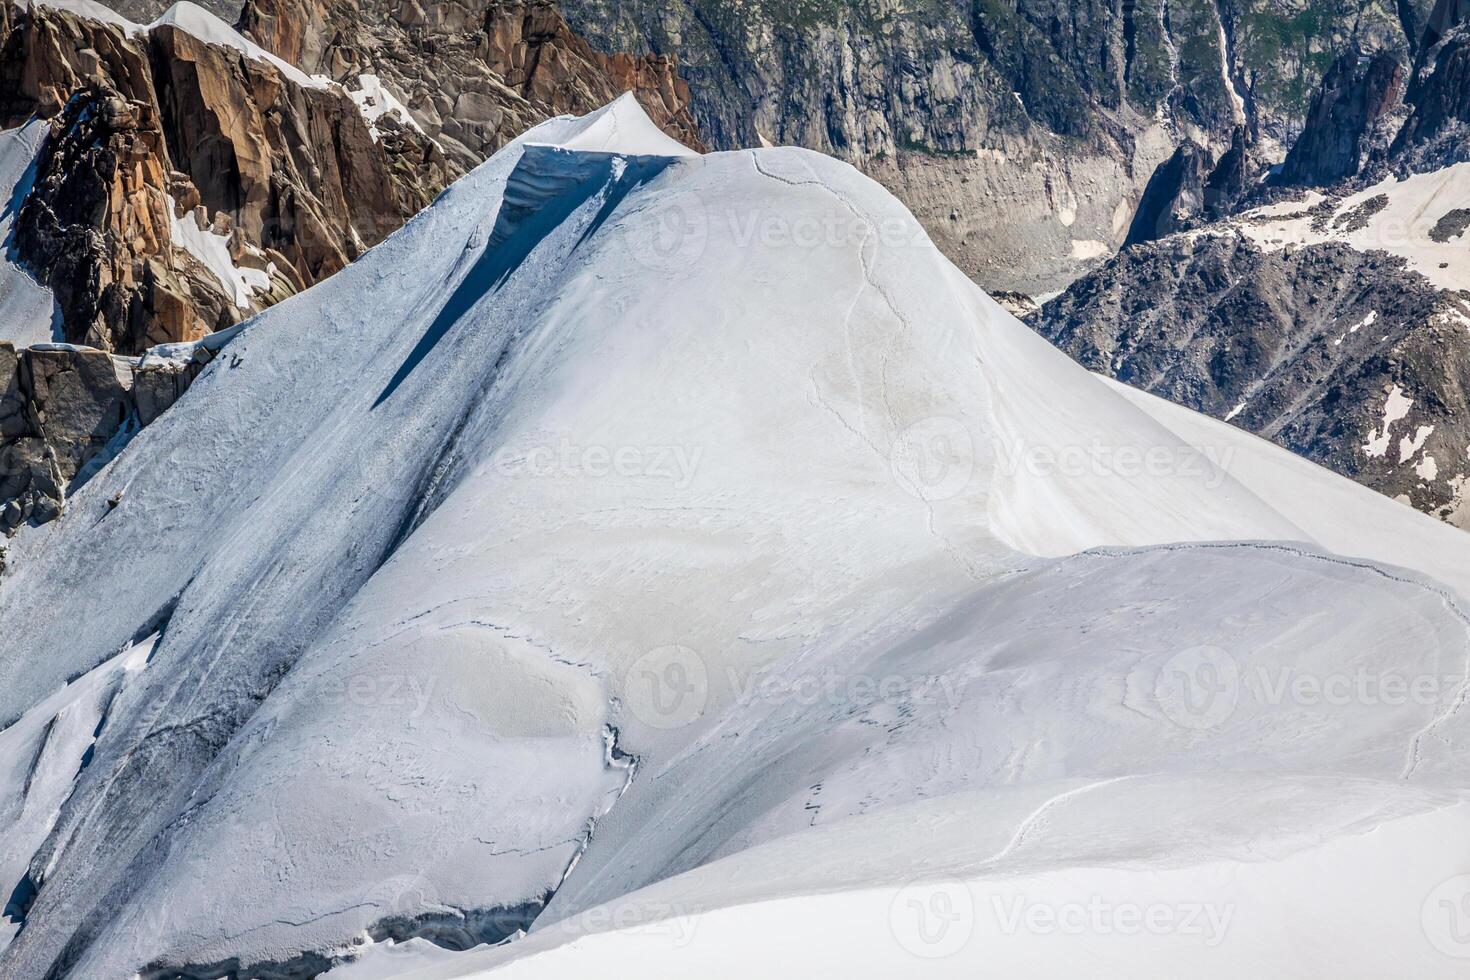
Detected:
[{"left": 0, "top": 94, "right": 1468, "bottom": 978}]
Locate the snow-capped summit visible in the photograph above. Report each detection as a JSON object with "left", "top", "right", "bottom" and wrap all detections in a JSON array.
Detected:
[
  {"left": 534, "top": 92, "right": 701, "bottom": 159},
  {"left": 1, "top": 98, "right": 1468, "bottom": 979}
]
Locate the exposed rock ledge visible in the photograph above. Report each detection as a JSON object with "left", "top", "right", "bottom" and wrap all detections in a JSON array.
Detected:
[{"left": 1, "top": 338, "right": 211, "bottom": 542}]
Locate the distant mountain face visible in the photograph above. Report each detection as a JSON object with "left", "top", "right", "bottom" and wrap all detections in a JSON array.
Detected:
[
  {"left": 1034, "top": 0, "right": 1470, "bottom": 533},
  {"left": 537, "top": 0, "right": 1431, "bottom": 292},
  {"left": 1036, "top": 229, "right": 1470, "bottom": 530},
  {"left": 111, "top": 0, "right": 1427, "bottom": 292}
]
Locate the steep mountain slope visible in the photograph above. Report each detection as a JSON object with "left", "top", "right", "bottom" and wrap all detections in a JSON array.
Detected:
[
  {"left": 1, "top": 97, "right": 1468, "bottom": 979},
  {"left": 0, "top": 120, "right": 56, "bottom": 347},
  {"left": 0, "top": 0, "right": 705, "bottom": 539},
  {"left": 1035, "top": 1, "right": 1470, "bottom": 532}
]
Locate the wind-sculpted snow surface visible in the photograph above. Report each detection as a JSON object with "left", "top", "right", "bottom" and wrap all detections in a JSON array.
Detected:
[{"left": 0, "top": 95, "right": 1468, "bottom": 978}]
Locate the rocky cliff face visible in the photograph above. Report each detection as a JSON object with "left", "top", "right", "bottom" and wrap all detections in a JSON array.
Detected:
[
  {"left": 1392, "top": 16, "right": 1470, "bottom": 170},
  {"left": 1275, "top": 50, "right": 1405, "bottom": 186},
  {"left": 236, "top": 0, "right": 705, "bottom": 169},
  {"left": 1266, "top": 0, "right": 1470, "bottom": 182},
  {"left": 12, "top": 87, "right": 243, "bottom": 352},
  {"left": 0, "top": 0, "right": 452, "bottom": 352},
  {"left": 1125, "top": 141, "right": 1215, "bottom": 247},
  {"left": 531, "top": 0, "right": 1431, "bottom": 292},
  {"left": 0, "top": 339, "right": 214, "bottom": 538}
]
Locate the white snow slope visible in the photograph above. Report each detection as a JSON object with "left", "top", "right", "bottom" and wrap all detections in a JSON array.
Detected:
[
  {"left": 0, "top": 119, "right": 59, "bottom": 346},
  {"left": 1, "top": 95, "right": 1468, "bottom": 979}
]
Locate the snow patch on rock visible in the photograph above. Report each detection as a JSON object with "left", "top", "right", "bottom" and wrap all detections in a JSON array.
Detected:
[
  {"left": 166, "top": 196, "right": 271, "bottom": 308},
  {"left": 1363, "top": 385, "right": 1413, "bottom": 458},
  {"left": 1240, "top": 163, "right": 1470, "bottom": 290},
  {"left": 349, "top": 74, "right": 426, "bottom": 143}
]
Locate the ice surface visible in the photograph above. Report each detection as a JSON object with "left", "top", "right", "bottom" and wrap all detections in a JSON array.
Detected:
[{"left": 1, "top": 97, "right": 1468, "bottom": 979}]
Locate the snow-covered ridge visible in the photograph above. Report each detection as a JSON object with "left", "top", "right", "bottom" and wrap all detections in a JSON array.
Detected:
[
  {"left": 1, "top": 97, "right": 1468, "bottom": 980},
  {"left": 20, "top": 0, "right": 331, "bottom": 90},
  {"left": 531, "top": 94, "right": 699, "bottom": 159}
]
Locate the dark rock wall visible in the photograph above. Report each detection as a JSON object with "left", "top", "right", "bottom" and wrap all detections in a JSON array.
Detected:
[
  {"left": 0, "top": 340, "right": 207, "bottom": 534},
  {"left": 1034, "top": 231, "right": 1470, "bottom": 529}
]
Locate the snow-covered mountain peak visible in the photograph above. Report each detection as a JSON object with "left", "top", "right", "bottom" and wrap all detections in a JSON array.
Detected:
[
  {"left": 1, "top": 99, "right": 1468, "bottom": 979},
  {"left": 532, "top": 92, "right": 701, "bottom": 159}
]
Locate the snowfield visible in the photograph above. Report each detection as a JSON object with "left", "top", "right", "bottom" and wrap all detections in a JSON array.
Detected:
[
  {"left": 1238, "top": 162, "right": 1470, "bottom": 292},
  {"left": 1, "top": 96, "right": 1469, "bottom": 978},
  {"left": 0, "top": 119, "right": 59, "bottom": 346}
]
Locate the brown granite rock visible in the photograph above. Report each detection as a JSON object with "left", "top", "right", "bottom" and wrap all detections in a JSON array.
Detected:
[
  {"left": 0, "top": 0, "right": 453, "bottom": 355},
  {"left": 239, "top": 0, "right": 705, "bottom": 170}
]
